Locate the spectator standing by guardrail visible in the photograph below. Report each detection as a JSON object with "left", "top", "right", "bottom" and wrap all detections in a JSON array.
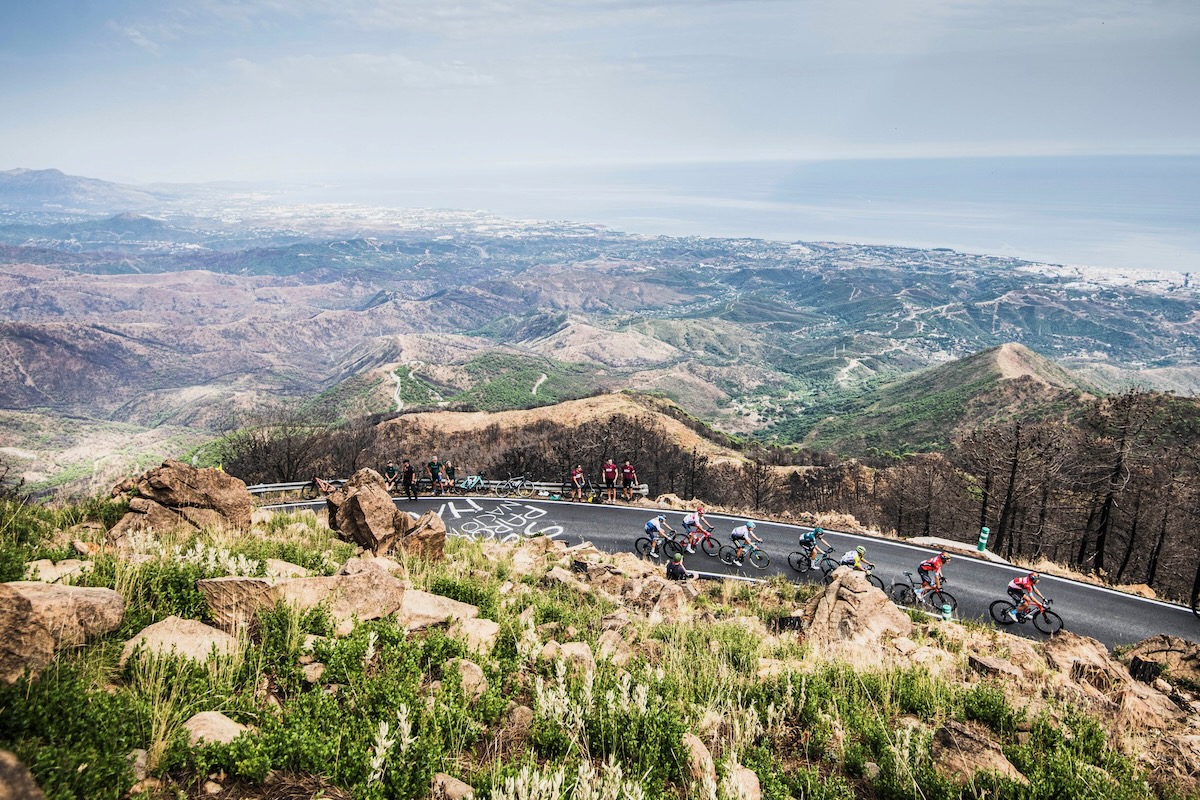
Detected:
[
  {"left": 602, "top": 458, "right": 619, "bottom": 502},
  {"left": 621, "top": 460, "right": 639, "bottom": 501},
  {"left": 427, "top": 455, "right": 444, "bottom": 496},
  {"left": 401, "top": 459, "right": 418, "bottom": 502}
]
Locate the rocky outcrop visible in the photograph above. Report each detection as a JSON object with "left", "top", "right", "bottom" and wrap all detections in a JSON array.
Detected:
[
  {"left": 328, "top": 469, "right": 446, "bottom": 559},
  {"left": 198, "top": 558, "right": 407, "bottom": 636},
  {"left": 0, "top": 582, "right": 124, "bottom": 684},
  {"left": 0, "top": 749, "right": 46, "bottom": 800},
  {"left": 120, "top": 616, "right": 240, "bottom": 667},
  {"left": 432, "top": 773, "right": 475, "bottom": 800},
  {"left": 682, "top": 733, "right": 717, "bottom": 788},
  {"left": 108, "top": 460, "right": 253, "bottom": 542},
  {"left": 23, "top": 559, "right": 92, "bottom": 584},
  {"left": 1040, "top": 632, "right": 1184, "bottom": 734},
  {"left": 804, "top": 568, "right": 913, "bottom": 662},
  {"left": 1121, "top": 634, "right": 1200, "bottom": 688},
  {"left": 932, "top": 721, "right": 1027, "bottom": 785}
]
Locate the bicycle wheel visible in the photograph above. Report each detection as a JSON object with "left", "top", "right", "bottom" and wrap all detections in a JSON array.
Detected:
[
  {"left": 891, "top": 584, "right": 916, "bottom": 606},
  {"left": 1034, "top": 610, "right": 1064, "bottom": 636},
  {"left": 817, "top": 556, "right": 838, "bottom": 575},
  {"left": 515, "top": 480, "right": 535, "bottom": 498},
  {"left": 787, "top": 552, "right": 811, "bottom": 574},
  {"left": 990, "top": 600, "right": 1017, "bottom": 625},
  {"left": 700, "top": 536, "right": 720, "bottom": 556},
  {"left": 300, "top": 483, "right": 319, "bottom": 501},
  {"left": 866, "top": 573, "right": 885, "bottom": 591},
  {"left": 662, "top": 540, "right": 683, "bottom": 559},
  {"left": 719, "top": 545, "right": 736, "bottom": 565},
  {"left": 635, "top": 537, "right": 652, "bottom": 557},
  {"left": 495, "top": 481, "right": 513, "bottom": 498},
  {"left": 749, "top": 549, "right": 770, "bottom": 570},
  {"left": 924, "top": 590, "right": 957, "bottom": 613}
]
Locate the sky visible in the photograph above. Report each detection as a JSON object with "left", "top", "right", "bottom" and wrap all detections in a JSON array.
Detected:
[{"left": 2, "top": 0, "right": 1199, "bottom": 267}]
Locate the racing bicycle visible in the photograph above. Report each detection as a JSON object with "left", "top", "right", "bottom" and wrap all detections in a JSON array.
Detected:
[
  {"left": 450, "top": 474, "right": 488, "bottom": 494},
  {"left": 671, "top": 527, "right": 722, "bottom": 557},
  {"left": 989, "top": 596, "right": 1064, "bottom": 636},
  {"left": 719, "top": 540, "right": 770, "bottom": 570},
  {"left": 889, "top": 571, "right": 957, "bottom": 612},
  {"left": 634, "top": 534, "right": 683, "bottom": 560},
  {"left": 823, "top": 560, "right": 885, "bottom": 591},
  {"left": 788, "top": 543, "right": 834, "bottom": 574}
]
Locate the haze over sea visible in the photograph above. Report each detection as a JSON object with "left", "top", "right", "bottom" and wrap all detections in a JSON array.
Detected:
[{"left": 309, "top": 154, "right": 1200, "bottom": 274}]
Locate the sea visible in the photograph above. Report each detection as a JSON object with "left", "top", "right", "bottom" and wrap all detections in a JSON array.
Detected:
[{"left": 314, "top": 155, "right": 1200, "bottom": 273}]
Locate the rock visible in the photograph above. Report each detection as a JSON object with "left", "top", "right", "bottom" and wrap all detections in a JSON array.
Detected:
[
  {"left": 24, "top": 559, "right": 93, "bottom": 584},
  {"left": 803, "top": 568, "right": 913, "bottom": 662},
  {"left": 302, "top": 663, "right": 326, "bottom": 684},
  {"left": 184, "top": 711, "right": 248, "bottom": 746},
  {"left": 682, "top": 733, "right": 717, "bottom": 787},
  {"left": 109, "top": 461, "right": 252, "bottom": 542},
  {"left": 395, "top": 510, "right": 447, "bottom": 562},
  {"left": 432, "top": 773, "right": 475, "bottom": 800},
  {"left": 493, "top": 703, "right": 534, "bottom": 756},
  {"left": 892, "top": 637, "right": 919, "bottom": 657},
  {"left": 543, "top": 567, "right": 592, "bottom": 594},
  {"left": 558, "top": 641, "right": 596, "bottom": 676},
  {"left": 596, "top": 629, "right": 634, "bottom": 666},
  {"left": 264, "top": 559, "right": 309, "bottom": 579},
  {"left": 1122, "top": 634, "right": 1200, "bottom": 688},
  {"left": 396, "top": 590, "right": 479, "bottom": 631},
  {"left": 0, "top": 582, "right": 124, "bottom": 684},
  {"left": 202, "top": 780, "right": 222, "bottom": 795},
  {"left": 727, "top": 764, "right": 762, "bottom": 800},
  {"left": 864, "top": 761, "right": 882, "bottom": 780},
  {"left": 968, "top": 654, "right": 1023, "bottom": 680},
  {"left": 72, "top": 539, "right": 102, "bottom": 557},
  {"left": 1041, "top": 632, "right": 1184, "bottom": 733},
  {"left": 0, "top": 750, "right": 46, "bottom": 800},
  {"left": 128, "top": 748, "right": 149, "bottom": 782},
  {"left": 198, "top": 563, "right": 407, "bottom": 636},
  {"left": 328, "top": 470, "right": 447, "bottom": 560},
  {"left": 932, "top": 721, "right": 1028, "bottom": 785},
  {"left": 1141, "top": 735, "right": 1200, "bottom": 795},
  {"left": 451, "top": 617, "right": 501, "bottom": 654},
  {"left": 120, "top": 616, "right": 240, "bottom": 667},
  {"left": 447, "top": 658, "right": 488, "bottom": 702}
]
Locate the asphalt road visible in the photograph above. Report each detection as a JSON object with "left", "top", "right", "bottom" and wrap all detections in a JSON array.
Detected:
[{"left": 273, "top": 494, "right": 1200, "bottom": 649}]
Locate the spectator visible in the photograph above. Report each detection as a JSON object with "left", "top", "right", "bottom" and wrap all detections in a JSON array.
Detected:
[
  {"left": 621, "top": 460, "right": 639, "bottom": 501},
  {"left": 570, "top": 464, "right": 585, "bottom": 501},
  {"left": 444, "top": 461, "right": 457, "bottom": 492},
  {"left": 602, "top": 458, "right": 619, "bottom": 502},
  {"left": 427, "top": 455, "right": 444, "bottom": 496},
  {"left": 401, "top": 459, "right": 418, "bottom": 502},
  {"left": 384, "top": 460, "right": 399, "bottom": 492}
]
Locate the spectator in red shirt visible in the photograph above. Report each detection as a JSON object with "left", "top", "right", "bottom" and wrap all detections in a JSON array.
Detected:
[
  {"left": 621, "top": 460, "right": 638, "bottom": 501},
  {"left": 570, "top": 464, "right": 585, "bottom": 501},
  {"left": 602, "top": 458, "right": 619, "bottom": 502}
]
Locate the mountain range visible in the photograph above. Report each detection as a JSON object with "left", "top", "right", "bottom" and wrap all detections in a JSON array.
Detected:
[{"left": 0, "top": 168, "right": 1197, "bottom": 492}]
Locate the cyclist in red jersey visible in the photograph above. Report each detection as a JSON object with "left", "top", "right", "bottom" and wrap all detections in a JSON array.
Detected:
[
  {"left": 621, "top": 460, "right": 638, "bottom": 501},
  {"left": 602, "top": 458, "right": 619, "bottom": 502},
  {"left": 917, "top": 551, "right": 952, "bottom": 602},
  {"left": 1006, "top": 572, "right": 1048, "bottom": 621}
]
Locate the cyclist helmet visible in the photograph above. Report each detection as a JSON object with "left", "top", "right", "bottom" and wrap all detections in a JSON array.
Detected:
[
  {"left": 856, "top": 545, "right": 866, "bottom": 555},
  {"left": 745, "top": 520, "right": 756, "bottom": 529},
  {"left": 1027, "top": 571, "right": 1040, "bottom": 582},
  {"left": 697, "top": 505, "right": 705, "bottom": 512},
  {"left": 939, "top": 551, "right": 951, "bottom": 560},
  {"left": 813, "top": 527, "right": 824, "bottom": 535},
  {"left": 657, "top": 515, "right": 666, "bottom": 522},
  {"left": 672, "top": 552, "right": 683, "bottom": 563}
]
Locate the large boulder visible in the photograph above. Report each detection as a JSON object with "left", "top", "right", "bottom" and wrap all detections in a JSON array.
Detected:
[
  {"left": 183, "top": 711, "right": 248, "bottom": 746},
  {"left": 328, "top": 469, "right": 446, "bottom": 559},
  {"left": 682, "top": 733, "right": 717, "bottom": 788},
  {"left": 932, "top": 721, "right": 1027, "bottom": 785},
  {"left": 198, "top": 559, "right": 407, "bottom": 636},
  {"left": 396, "top": 590, "right": 479, "bottom": 631},
  {"left": 0, "top": 582, "right": 124, "bottom": 684},
  {"left": 108, "top": 461, "right": 253, "bottom": 542},
  {"left": 804, "top": 568, "right": 913, "bottom": 662}
]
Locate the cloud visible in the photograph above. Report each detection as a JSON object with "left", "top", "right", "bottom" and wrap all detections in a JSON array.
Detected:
[{"left": 231, "top": 52, "right": 497, "bottom": 91}]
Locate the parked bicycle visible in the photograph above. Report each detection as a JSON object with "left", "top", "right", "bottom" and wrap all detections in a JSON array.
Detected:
[
  {"left": 989, "top": 596, "right": 1063, "bottom": 635},
  {"left": 788, "top": 543, "right": 834, "bottom": 575},
  {"left": 451, "top": 474, "right": 488, "bottom": 494},
  {"left": 493, "top": 475, "right": 535, "bottom": 498},
  {"left": 719, "top": 539, "right": 770, "bottom": 570},
  {"left": 634, "top": 534, "right": 683, "bottom": 560},
  {"left": 890, "top": 571, "right": 958, "bottom": 612}
]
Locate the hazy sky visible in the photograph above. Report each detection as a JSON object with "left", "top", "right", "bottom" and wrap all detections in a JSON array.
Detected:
[{"left": 2, "top": 0, "right": 1198, "bottom": 184}]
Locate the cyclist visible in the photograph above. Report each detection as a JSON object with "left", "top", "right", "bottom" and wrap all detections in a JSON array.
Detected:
[
  {"left": 1006, "top": 571, "right": 1049, "bottom": 621},
  {"left": 666, "top": 552, "right": 695, "bottom": 581},
  {"left": 839, "top": 545, "right": 875, "bottom": 573},
  {"left": 917, "top": 550, "right": 952, "bottom": 601},
  {"left": 644, "top": 514, "right": 675, "bottom": 558},
  {"left": 798, "top": 526, "right": 830, "bottom": 565},
  {"left": 681, "top": 505, "right": 715, "bottom": 553},
  {"left": 570, "top": 464, "right": 585, "bottom": 501},
  {"left": 729, "top": 520, "right": 762, "bottom": 567},
  {"left": 621, "top": 460, "right": 639, "bottom": 501},
  {"left": 602, "top": 458, "right": 619, "bottom": 502}
]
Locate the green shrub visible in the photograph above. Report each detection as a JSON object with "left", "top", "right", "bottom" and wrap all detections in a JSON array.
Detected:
[{"left": 430, "top": 575, "right": 500, "bottom": 619}]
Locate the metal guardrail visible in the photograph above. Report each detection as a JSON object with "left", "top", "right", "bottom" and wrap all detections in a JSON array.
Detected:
[{"left": 247, "top": 478, "right": 649, "bottom": 498}]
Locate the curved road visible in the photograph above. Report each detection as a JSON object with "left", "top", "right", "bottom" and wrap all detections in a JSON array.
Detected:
[{"left": 272, "top": 495, "right": 1199, "bottom": 649}]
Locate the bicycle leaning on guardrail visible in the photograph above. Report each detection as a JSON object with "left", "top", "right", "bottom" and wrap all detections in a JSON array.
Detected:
[{"left": 493, "top": 475, "right": 535, "bottom": 498}]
